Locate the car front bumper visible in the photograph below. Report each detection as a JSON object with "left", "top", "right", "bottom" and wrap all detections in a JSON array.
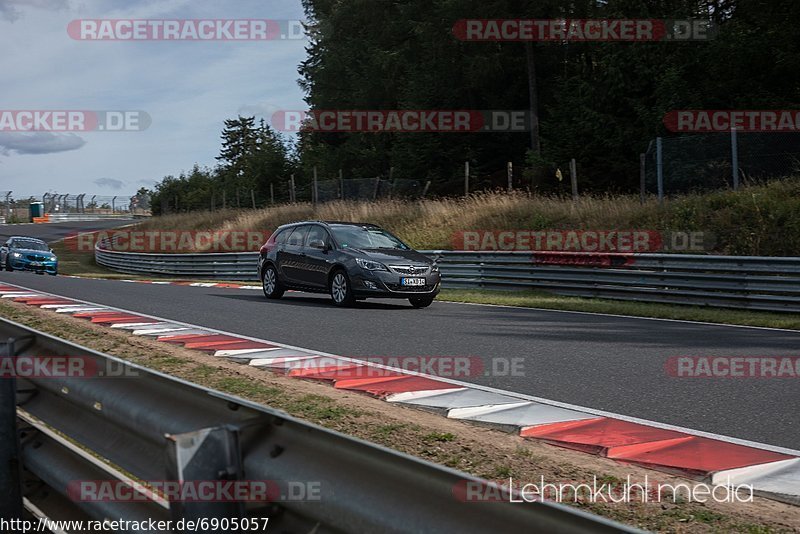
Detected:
[
  {"left": 8, "top": 257, "right": 58, "bottom": 274},
  {"left": 352, "top": 270, "right": 441, "bottom": 299}
]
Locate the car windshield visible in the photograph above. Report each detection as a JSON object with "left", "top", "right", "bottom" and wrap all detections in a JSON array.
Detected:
[
  {"left": 13, "top": 239, "right": 48, "bottom": 251},
  {"left": 330, "top": 226, "right": 409, "bottom": 250}
]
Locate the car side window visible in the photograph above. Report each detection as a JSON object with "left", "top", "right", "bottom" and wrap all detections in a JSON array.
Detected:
[
  {"left": 305, "top": 225, "right": 329, "bottom": 247},
  {"left": 287, "top": 225, "right": 308, "bottom": 246},
  {"left": 274, "top": 228, "right": 290, "bottom": 245}
]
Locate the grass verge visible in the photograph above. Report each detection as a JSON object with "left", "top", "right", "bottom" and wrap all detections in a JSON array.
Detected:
[
  {"left": 437, "top": 289, "right": 800, "bottom": 330},
  {"left": 0, "top": 298, "right": 797, "bottom": 533}
]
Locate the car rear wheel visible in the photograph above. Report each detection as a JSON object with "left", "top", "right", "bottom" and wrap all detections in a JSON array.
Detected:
[
  {"left": 330, "top": 270, "right": 355, "bottom": 307},
  {"left": 262, "top": 264, "right": 285, "bottom": 299},
  {"left": 409, "top": 296, "right": 434, "bottom": 308}
]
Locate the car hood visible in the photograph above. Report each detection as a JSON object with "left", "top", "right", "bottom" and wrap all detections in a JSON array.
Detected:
[
  {"left": 13, "top": 248, "right": 54, "bottom": 257},
  {"left": 349, "top": 248, "right": 432, "bottom": 264}
]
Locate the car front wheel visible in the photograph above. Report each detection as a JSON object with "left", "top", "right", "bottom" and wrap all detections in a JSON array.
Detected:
[
  {"left": 330, "top": 270, "right": 355, "bottom": 307},
  {"left": 262, "top": 264, "right": 285, "bottom": 299}
]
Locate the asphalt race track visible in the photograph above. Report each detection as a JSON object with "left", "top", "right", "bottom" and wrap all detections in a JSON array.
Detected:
[
  {"left": 0, "top": 219, "right": 135, "bottom": 244},
  {"left": 1, "top": 272, "right": 797, "bottom": 450}
]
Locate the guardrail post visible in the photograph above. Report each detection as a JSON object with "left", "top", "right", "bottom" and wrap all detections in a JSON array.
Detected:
[
  {"left": 0, "top": 339, "right": 23, "bottom": 520},
  {"left": 165, "top": 425, "right": 246, "bottom": 524}
]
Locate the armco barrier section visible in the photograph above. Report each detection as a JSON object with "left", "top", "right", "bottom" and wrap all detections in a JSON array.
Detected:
[
  {"left": 46, "top": 213, "right": 134, "bottom": 222},
  {"left": 0, "top": 315, "right": 633, "bottom": 532},
  {"left": 94, "top": 244, "right": 800, "bottom": 312}
]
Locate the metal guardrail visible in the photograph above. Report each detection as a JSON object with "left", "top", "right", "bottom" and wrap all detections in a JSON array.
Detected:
[
  {"left": 47, "top": 213, "right": 135, "bottom": 222},
  {"left": 0, "top": 318, "right": 630, "bottom": 532},
  {"left": 94, "top": 244, "right": 800, "bottom": 313}
]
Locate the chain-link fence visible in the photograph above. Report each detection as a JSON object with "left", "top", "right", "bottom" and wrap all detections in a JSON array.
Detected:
[
  {"left": 41, "top": 193, "right": 150, "bottom": 215},
  {"left": 0, "top": 192, "right": 151, "bottom": 223},
  {"left": 309, "top": 177, "right": 424, "bottom": 202},
  {"left": 643, "top": 132, "right": 800, "bottom": 197}
]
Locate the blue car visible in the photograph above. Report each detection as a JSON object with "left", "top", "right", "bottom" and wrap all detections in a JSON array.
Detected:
[{"left": 1, "top": 236, "right": 58, "bottom": 275}]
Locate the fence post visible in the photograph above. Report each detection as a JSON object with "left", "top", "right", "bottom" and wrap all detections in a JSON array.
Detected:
[
  {"left": 656, "top": 137, "right": 664, "bottom": 205},
  {"left": 4, "top": 192, "right": 11, "bottom": 220},
  {"left": 422, "top": 180, "right": 431, "bottom": 198},
  {"left": 290, "top": 175, "right": 296, "bottom": 203},
  {"left": 0, "top": 339, "right": 23, "bottom": 520},
  {"left": 372, "top": 176, "right": 381, "bottom": 200},
  {"left": 569, "top": 158, "right": 578, "bottom": 201},
  {"left": 339, "top": 169, "right": 344, "bottom": 200},
  {"left": 464, "top": 161, "right": 470, "bottom": 197},
  {"left": 270, "top": 184, "right": 274, "bottom": 205},
  {"left": 313, "top": 167, "right": 319, "bottom": 205},
  {"left": 90, "top": 195, "right": 96, "bottom": 213},
  {"left": 251, "top": 189, "right": 256, "bottom": 209},
  {"left": 507, "top": 162, "right": 513, "bottom": 192},
  {"left": 731, "top": 127, "right": 739, "bottom": 190},
  {"left": 639, "top": 153, "right": 646, "bottom": 204},
  {"left": 112, "top": 196, "right": 117, "bottom": 213}
]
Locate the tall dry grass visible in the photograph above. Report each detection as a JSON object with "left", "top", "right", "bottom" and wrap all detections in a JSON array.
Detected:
[{"left": 136, "top": 178, "right": 800, "bottom": 255}]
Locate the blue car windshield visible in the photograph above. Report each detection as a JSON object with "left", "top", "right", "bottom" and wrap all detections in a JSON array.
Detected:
[
  {"left": 330, "top": 226, "right": 409, "bottom": 250},
  {"left": 13, "top": 239, "right": 49, "bottom": 251}
]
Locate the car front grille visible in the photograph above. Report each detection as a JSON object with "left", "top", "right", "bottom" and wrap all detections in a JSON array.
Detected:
[
  {"left": 26, "top": 254, "right": 48, "bottom": 261},
  {"left": 389, "top": 265, "right": 430, "bottom": 275},
  {"left": 384, "top": 282, "right": 434, "bottom": 292}
]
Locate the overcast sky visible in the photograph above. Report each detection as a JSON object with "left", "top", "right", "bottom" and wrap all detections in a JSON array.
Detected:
[{"left": 0, "top": 0, "right": 307, "bottom": 199}]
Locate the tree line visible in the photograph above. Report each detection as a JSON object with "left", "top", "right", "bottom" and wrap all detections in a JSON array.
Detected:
[{"left": 150, "top": 0, "right": 799, "bottom": 212}]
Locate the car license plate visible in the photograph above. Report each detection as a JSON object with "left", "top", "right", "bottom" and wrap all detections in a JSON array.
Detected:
[
  {"left": 401, "top": 277, "right": 425, "bottom": 286},
  {"left": 29, "top": 261, "right": 41, "bottom": 267}
]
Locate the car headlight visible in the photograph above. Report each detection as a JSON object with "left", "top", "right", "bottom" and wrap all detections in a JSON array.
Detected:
[
  {"left": 48, "top": 256, "right": 57, "bottom": 261},
  {"left": 355, "top": 258, "right": 388, "bottom": 271},
  {"left": 431, "top": 263, "right": 439, "bottom": 272},
  {"left": 11, "top": 252, "right": 22, "bottom": 258}
]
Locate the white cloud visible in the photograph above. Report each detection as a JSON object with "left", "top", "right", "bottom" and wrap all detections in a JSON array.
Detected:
[
  {"left": 0, "top": 0, "right": 69, "bottom": 22},
  {"left": 0, "top": 132, "right": 85, "bottom": 155},
  {"left": 93, "top": 177, "right": 125, "bottom": 189}
]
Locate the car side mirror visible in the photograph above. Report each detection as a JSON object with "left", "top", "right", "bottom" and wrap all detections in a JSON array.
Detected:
[{"left": 308, "top": 239, "right": 327, "bottom": 250}]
